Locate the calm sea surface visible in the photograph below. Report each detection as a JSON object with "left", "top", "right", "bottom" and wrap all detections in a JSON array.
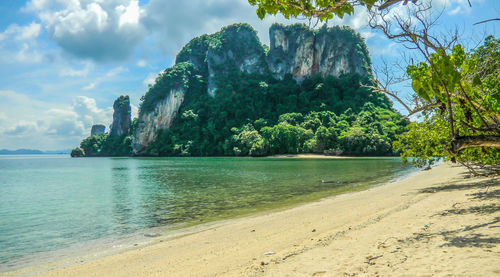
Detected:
[{"left": 0, "top": 155, "right": 415, "bottom": 271}]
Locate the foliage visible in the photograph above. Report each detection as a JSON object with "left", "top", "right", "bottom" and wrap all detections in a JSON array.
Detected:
[
  {"left": 146, "top": 71, "right": 407, "bottom": 157},
  {"left": 70, "top": 147, "right": 85, "bottom": 157},
  {"left": 248, "top": 0, "right": 378, "bottom": 22},
  {"left": 139, "top": 62, "right": 198, "bottom": 116},
  {"left": 79, "top": 133, "right": 108, "bottom": 157},
  {"left": 397, "top": 36, "right": 500, "bottom": 168},
  {"left": 78, "top": 133, "right": 132, "bottom": 157},
  {"left": 393, "top": 115, "right": 449, "bottom": 168},
  {"left": 113, "top": 95, "right": 130, "bottom": 110},
  {"left": 247, "top": 0, "right": 500, "bottom": 169}
]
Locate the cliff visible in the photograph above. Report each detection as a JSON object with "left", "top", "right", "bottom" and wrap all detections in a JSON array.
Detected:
[
  {"left": 110, "top": 95, "right": 131, "bottom": 137},
  {"left": 90, "top": 124, "right": 105, "bottom": 136},
  {"left": 133, "top": 23, "right": 372, "bottom": 154},
  {"left": 267, "top": 24, "right": 370, "bottom": 80},
  {"left": 73, "top": 95, "right": 133, "bottom": 157}
]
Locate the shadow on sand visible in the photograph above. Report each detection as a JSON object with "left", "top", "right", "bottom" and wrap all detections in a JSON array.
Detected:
[{"left": 412, "top": 178, "right": 500, "bottom": 249}]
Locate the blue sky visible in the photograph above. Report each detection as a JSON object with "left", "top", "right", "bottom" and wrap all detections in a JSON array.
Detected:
[{"left": 0, "top": 0, "right": 498, "bottom": 150}]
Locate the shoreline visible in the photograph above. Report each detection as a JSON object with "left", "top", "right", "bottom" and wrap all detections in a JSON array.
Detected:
[
  {"left": 67, "top": 153, "right": 396, "bottom": 159},
  {"left": 4, "top": 163, "right": 499, "bottom": 276},
  {"left": 267, "top": 153, "right": 351, "bottom": 159}
]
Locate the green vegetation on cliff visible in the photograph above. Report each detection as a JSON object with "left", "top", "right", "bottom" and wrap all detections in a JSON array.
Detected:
[
  {"left": 77, "top": 133, "right": 132, "bottom": 157},
  {"left": 137, "top": 23, "right": 403, "bottom": 157},
  {"left": 145, "top": 71, "right": 407, "bottom": 156},
  {"left": 140, "top": 62, "right": 198, "bottom": 116}
]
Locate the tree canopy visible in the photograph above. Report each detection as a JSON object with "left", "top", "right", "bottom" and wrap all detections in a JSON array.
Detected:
[
  {"left": 248, "top": 0, "right": 414, "bottom": 22},
  {"left": 249, "top": 0, "right": 500, "bottom": 173},
  {"left": 145, "top": 72, "right": 407, "bottom": 157}
]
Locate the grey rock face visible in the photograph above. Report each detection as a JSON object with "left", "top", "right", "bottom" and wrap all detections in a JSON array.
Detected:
[
  {"left": 110, "top": 95, "right": 131, "bottom": 137},
  {"left": 267, "top": 24, "right": 370, "bottom": 81},
  {"left": 133, "top": 87, "right": 185, "bottom": 154},
  {"left": 90, "top": 124, "right": 106, "bottom": 136}
]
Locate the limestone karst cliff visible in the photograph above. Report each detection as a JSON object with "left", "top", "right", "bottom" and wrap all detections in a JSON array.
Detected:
[
  {"left": 110, "top": 95, "right": 132, "bottom": 137},
  {"left": 90, "top": 124, "right": 105, "bottom": 136},
  {"left": 133, "top": 23, "right": 372, "bottom": 154},
  {"left": 267, "top": 24, "right": 370, "bottom": 81},
  {"left": 73, "top": 95, "right": 133, "bottom": 157}
]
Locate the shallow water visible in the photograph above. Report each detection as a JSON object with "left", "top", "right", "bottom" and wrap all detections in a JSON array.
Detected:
[{"left": 0, "top": 155, "right": 415, "bottom": 271}]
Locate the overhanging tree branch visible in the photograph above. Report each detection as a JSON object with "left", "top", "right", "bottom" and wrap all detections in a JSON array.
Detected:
[
  {"left": 452, "top": 135, "right": 500, "bottom": 152},
  {"left": 474, "top": 18, "right": 500, "bottom": 25}
]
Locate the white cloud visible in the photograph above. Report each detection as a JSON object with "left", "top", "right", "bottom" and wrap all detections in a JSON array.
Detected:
[
  {"left": 60, "top": 62, "right": 91, "bottom": 77},
  {"left": 3, "top": 121, "right": 39, "bottom": 136},
  {"left": 15, "top": 43, "right": 43, "bottom": 63},
  {"left": 370, "top": 41, "right": 399, "bottom": 57},
  {"left": 81, "top": 66, "right": 127, "bottom": 90},
  {"left": 83, "top": 82, "right": 97, "bottom": 90},
  {"left": 141, "top": 0, "right": 292, "bottom": 55},
  {"left": 24, "top": 0, "right": 145, "bottom": 62},
  {"left": 0, "top": 22, "right": 44, "bottom": 63},
  {"left": 18, "top": 22, "right": 42, "bottom": 40},
  {"left": 0, "top": 22, "right": 41, "bottom": 41},
  {"left": 359, "top": 30, "right": 376, "bottom": 40},
  {"left": 105, "top": 66, "right": 126, "bottom": 77},
  {"left": 136, "top": 59, "right": 147, "bottom": 67},
  {"left": 117, "top": 0, "right": 140, "bottom": 28},
  {"left": 448, "top": 6, "right": 462, "bottom": 15},
  {"left": 143, "top": 72, "right": 158, "bottom": 86},
  {"left": 0, "top": 90, "right": 112, "bottom": 150},
  {"left": 71, "top": 95, "right": 112, "bottom": 129},
  {"left": 130, "top": 103, "right": 138, "bottom": 119}
]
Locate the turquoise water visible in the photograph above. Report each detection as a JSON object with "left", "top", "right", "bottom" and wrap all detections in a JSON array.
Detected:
[{"left": 0, "top": 155, "right": 415, "bottom": 271}]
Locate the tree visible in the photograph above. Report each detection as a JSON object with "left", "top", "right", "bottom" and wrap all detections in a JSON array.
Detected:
[
  {"left": 249, "top": 0, "right": 500, "bottom": 172},
  {"left": 248, "top": 0, "right": 414, "bottom": 23},
  {"left": 366, "top": 2, "right": 500, "bottom": 171},
  {"left": 70, "top": 147, "right": 85, "bottom": 157}
]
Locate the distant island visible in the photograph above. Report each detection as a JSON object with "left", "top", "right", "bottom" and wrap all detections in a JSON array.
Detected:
[
  {"left": 72, "top": 23, "right": 407, "bottom": 158},
  {"left": 0, "top": 149, "right": 70, "bottom": 155}
]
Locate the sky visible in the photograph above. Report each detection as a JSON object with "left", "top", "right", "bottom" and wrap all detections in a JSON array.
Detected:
[{"left": 0, "top": 0, "right": 498, "bottom": 150}]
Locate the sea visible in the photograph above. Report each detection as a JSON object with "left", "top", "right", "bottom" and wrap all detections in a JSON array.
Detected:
[{"left": 0, "top": 154, "right": 416, "bottom": 272}]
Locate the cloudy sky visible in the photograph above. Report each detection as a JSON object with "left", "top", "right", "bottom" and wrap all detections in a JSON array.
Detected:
[{"left": 0, "top": 0, "right": 498, "bottom": 150}]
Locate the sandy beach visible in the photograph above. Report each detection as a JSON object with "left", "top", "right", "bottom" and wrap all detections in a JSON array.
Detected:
[
  {"left": 267, "top": 154, "right": 351, "bottom": 159},
  {"left": 6, "top": 162, "right": 499, "bottom": 276}
]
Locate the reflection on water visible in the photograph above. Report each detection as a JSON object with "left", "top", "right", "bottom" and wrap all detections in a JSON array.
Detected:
[
  {"left": 0, "top": 155, "right": 415, "bottom": 270},
  {"left": 111, "top": 161, "right": 132, "bottom": 233}
]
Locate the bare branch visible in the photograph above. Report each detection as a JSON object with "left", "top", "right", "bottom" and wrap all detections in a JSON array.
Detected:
[
  {"left": 378, "top": 0, "right": 418, "bottom": 11},
  {"left": 474, "top": 18, "right": 500, "bottom": 25}
]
